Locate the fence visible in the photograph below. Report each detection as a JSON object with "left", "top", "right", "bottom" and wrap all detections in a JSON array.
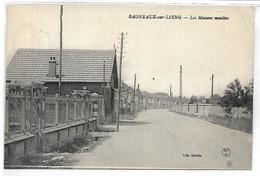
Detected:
[
  {"left": 5, "top": 92, "right": 105, "bottom": 135},
  {"left": 170, "top": 103, "right": 252, "bottom": 133},
  {"left": 171, "top": 104, "right": 252, "bottom": 119},
  {"left": 5, "top": 88, "right": 105, "bottom": 165}
]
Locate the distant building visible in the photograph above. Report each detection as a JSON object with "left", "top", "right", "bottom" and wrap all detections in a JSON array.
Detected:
[
  {"left": 140, "top": 91, "right": 149, "bottom": 109},
  {"left": 6, "top": 49, "right": 119, "bottom": 116},
  {"left": 120, "top": 82, "right": 129, "bottom": 113}
]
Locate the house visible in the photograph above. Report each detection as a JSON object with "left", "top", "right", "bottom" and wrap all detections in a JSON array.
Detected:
[
  {"left": 120, "top": 82, "right": 130, "bottom": 114},
  {"left": 6, "top": 48, "right": 118, "bottom": 116},
  {"left": 120, "top": 82, "right": 145, "bottom": 114},
  {"left": 140, "top": 91, "right": 149, "bottom": 108},
  {"left": 144, "top": 92, "right": 170, "bottom": 109}
]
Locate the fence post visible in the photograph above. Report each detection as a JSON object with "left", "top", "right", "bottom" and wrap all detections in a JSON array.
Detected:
[
  {"left": 205, "top": 105, "right": 209, "bottom": 119},
  {"left": 101, "top": 96, "right": 105, "bottom": 122},
  {"left": 55, "top": 94, "right": 59, "bottom": 125},
  {"left": 196, "top": 103, "right": 199, "bottom": 113},
  {"left": 97, "top": 96, "right": 101, "bottom": 124},
  {"left": 42, "top": 97, "right": 45, "bottom": 129},
  {"left": 30, "top": 88, "right": 33, "bottom": 129},
  {"left": 21, "top": 95, "right": 26, "bottom": 132},
  {"left": 25, "top": 95, "right": 29, "bottom": 129},
  {"left": 5, "top": 94, "right": 9, "bottom": 134},
  {"left": 74, "top": 95, "right": 77, "bottom": 120},
  {"left": 88, "top": 99, "right": 91, "bottom": 120},
  {"left": 202, "top": 105, "right": 205, "bottom": 117},
  {"left": 85, "top": 99, "right": 89, "bottom": 121},
  {"left": 81, "top": 99, "right": 85, "bottom": 120},
  {"left": 90, "top": 99, "right": 93, "bottom": 118},
  {"left": 86, "top": 98, "right": 90, "bottom": 121},
  {"left": 65, "top": 95, "right": 69, "bottom": 123}
]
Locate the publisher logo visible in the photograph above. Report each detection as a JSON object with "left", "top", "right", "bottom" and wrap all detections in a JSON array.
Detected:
[{"left": 222, "top": 148, "right": 231, "bottom": 157}]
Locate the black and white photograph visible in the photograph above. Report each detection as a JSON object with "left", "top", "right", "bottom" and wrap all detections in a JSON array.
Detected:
[{"left": 3, "top": 3, "right": 256, "bottom": 170}]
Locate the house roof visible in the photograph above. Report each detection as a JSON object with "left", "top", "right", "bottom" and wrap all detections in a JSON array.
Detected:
[{"left": 6, "top": 48, "right": 117, "bottom": 83}]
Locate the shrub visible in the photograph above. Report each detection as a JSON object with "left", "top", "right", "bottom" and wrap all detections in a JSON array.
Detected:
[
  {"left": 74, "top": 136, "right": 89, "bottom": 147},
  {"left": 59, "top": 143, "right": 79, "bottom": 153}
]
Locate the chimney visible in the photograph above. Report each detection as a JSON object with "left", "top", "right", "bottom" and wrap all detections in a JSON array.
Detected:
[{"left": 48, "top": 57, "right": 57, "bottom": 77}]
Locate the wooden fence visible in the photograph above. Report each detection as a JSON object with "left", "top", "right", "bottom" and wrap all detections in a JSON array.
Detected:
[
  {"left": 5, "top": 91, "right": 105, "bottom": 136},
  {"left": 4, "top": 84, "right": 106, "bottom": 165}
]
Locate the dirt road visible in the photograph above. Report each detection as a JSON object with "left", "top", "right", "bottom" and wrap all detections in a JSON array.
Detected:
[{"left": 71, "top": 109, "right": 252, "bottom": 169}]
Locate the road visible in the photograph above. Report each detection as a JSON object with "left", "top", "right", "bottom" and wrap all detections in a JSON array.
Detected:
[{"left": 71, "top": 109, "right": 252, "bottom": 169}]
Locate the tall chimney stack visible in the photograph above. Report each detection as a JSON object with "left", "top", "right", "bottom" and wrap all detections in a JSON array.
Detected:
[
  {"left": 48, "top": 57, "right": 57, "bottom": 77},
  {"left": 179, "top": 65, "right": 182, "bottom": 99}
]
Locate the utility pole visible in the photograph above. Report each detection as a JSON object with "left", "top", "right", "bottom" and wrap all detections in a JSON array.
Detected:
[
  {"left": 103, "top": 61, "right": 105, "bottom": 96},
  {"left": 133, "top": 73, "right": 136, "bottom": 115},
  {"left": 137, "top": 83, "right": 140, "bottom": 112},
  {"left": 117, "top": 32, "right": 124, "bottom": 132},
  {"left": 211, "top": 74, "right": 214, "bottom": 103},
  {"left": 103, "top": 61, "right": 106, "bottom": 121},
  {"left": 58, "top": 5, "right": 63, "bottom": 96},
  {"left": 179, "top": 65, "right": 183, "bottom": 101}
]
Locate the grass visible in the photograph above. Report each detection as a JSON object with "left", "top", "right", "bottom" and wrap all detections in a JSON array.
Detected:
[
  {"left": 58, "top": 135, "right": 95, "bottom": 153},
  {"left": 209, "top": 114, "right": 252, "bottom": 134},
  {"left": 16, "top": 135, "right": 99, "bottom": 167},
  {"left": 59, "top": 143, "right": 79, "bottom": 153},
  {"left": 19, "top": 153, "right": 71, "bottom": 166},
  {"left": 173, "top": 110, "right": 252, "bottom": 134}
]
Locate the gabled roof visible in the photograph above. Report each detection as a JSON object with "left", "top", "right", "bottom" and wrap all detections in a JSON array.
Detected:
[{"left": 6, "top": 48, "right": 117, "bottom": 83}]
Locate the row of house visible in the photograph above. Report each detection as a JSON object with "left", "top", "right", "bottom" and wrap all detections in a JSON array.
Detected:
[
  {"left": 119, "top": 82, "right": 172, "bottom": 114},
  {"left": 6, "top": 48, "right": 173, "bottom": 119}
]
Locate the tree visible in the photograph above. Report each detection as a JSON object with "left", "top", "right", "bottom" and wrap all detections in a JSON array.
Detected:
[
  {"left": 182, "top": 96, "right": 190, "bottom": 104},
  {"left": 189, "top": 95, "right": 198, "bottom": 104},
  {"left": 211, "top": 94, "right": 222, "bottom": 105},
  {"left": 220, "top": 79, "right": 244, "bottom": 114},
  {"left": 206, "top": 98, "right": 211, "bottom": 104},
  {"left": 242, "top": 80, "right": 253, "bottom": 113},
  {"left": 199, "top": 96, "right": 207, "bottom": 104}
]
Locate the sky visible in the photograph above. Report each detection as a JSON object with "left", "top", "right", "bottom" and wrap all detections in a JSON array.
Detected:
[{"left": 5, "top": 4, "right": 254, "bottom": 98}]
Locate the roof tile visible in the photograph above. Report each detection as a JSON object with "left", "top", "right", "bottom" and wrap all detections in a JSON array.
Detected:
[{"left": 6, "top": 49, "right": 116, "bottom": 83}]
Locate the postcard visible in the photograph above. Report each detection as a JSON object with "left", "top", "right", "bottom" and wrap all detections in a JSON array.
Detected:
[{"left": 4, "top": 4, "right": 254, "bottom": 170}]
